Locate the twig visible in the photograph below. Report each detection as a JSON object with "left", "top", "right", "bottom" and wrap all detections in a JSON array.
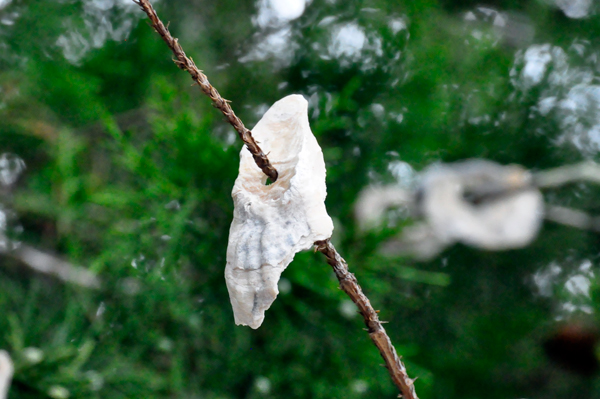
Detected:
[
  {"left": 133, "top": 1, "right": 418, "bottom": 396},
  {"left": 0, "top": 351, "right": 13, "bottom": 399},
  {"left": 532, "top": 162, "right": 600, "bottom": 232},
  {"left": 545, "top": 205, "right": 600, "bottom": 233},
  {"left": 315, "top": 239, "right": 419, "bottom": 399},
  {"left": 2, "top": 244, "right": 101, "bottom": 289},
  {"left": 533, "top": 161, "right": 600, "bottom": 188},
  {"left": 132, "top": 0, "right": 278, "bottom": 183}
]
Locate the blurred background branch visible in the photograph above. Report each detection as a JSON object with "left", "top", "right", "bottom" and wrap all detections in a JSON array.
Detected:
[
  {"left": 544, "top": 205, "right": 600, "bottom": 233},
  {"left": 1, "top": 243, "right": 100, "bottom": 289},
  {"left": 534, "top": 161, "right": 600, "bottom": 189}
]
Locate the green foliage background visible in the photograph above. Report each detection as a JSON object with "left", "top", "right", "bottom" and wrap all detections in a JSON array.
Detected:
[{"left": 1, "top": 0, "right": 600, "bottom": 398}]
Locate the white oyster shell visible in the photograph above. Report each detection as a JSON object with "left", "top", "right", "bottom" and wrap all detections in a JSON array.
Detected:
[{"left": 225, "top": 94, "right": 334, "bottom": 329}]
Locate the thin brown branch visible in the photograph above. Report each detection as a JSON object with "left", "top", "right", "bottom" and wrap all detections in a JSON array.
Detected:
[
  {"left": 132, "top": 0, "right": 279, "bottom": 183},
  {"left": 315, "top": 239, "right": 419, "bottom": 399},
  {"left": 133, "top": 1, "right": 417, "bottom": 396}
]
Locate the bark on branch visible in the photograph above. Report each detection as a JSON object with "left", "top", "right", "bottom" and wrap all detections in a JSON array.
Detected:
[
  {"left": 133, "top": 0, "right": 279, "bottom": 183},
  {"left": 315, "top": 239, "right": 418, "bottom": 399}
]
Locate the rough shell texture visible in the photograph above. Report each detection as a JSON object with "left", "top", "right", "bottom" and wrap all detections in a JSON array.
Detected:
[{"left": 225, "top": 94, "right": 333, "bottom": 329}]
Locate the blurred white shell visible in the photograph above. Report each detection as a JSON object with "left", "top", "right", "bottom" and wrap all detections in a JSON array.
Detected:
[
  {"left": 225, "top": 94, "right": 333, "bottom": 329},
  {"left": 418, "top": 160, "right": 543, "bottom": 251},
  {"left": 369, "top": 160, "right": 544, "bottom": 260},
  {"left": 354, "top": 185, "right": 411, "bottom": 230},
  {"left": 0, "top": 350, "right": 13, "bottom": 399}
]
